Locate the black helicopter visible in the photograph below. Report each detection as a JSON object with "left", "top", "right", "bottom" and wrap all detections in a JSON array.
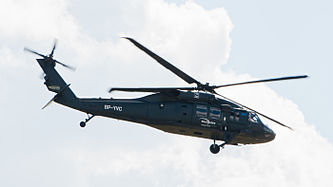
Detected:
[{"left": 24, "top": 38, "right": 307, "bottom": 154}]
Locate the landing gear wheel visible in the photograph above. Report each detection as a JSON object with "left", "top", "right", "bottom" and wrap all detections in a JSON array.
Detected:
[
  {"left": 79, "top": 114, "right": 95, "bottom": 128},
  {"left": 210, "top": 144, "right": 220, "bottom": 154},
  {"left": 80, "top": 121, "right": 86, "bottom": 128}
]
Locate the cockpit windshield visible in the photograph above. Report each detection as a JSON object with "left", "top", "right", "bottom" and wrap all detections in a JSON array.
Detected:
[{"left": 249, "top": 113, "right": 261, "bottom": 124}]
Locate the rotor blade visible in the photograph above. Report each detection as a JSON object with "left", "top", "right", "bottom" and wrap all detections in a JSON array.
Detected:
[
  {"left": 55, "top": 60, "right": 76, "bottom": 71},
  {"left": 214, "top": 75, "right": 308, "bottom": 89},
  {"left": 214, "top": 92, "right": 293, "bottom": 130},
  {"left": 49, "top": 39, "right": 57, "bottom": 58},
  {"left": 42, "top": 94, "right": 57, "bottom": 109},
  {"left": 123, "top": 37, "right": 202, "bottom": 86},
  {"left": 109, "top": 87, "right": 197, "bottom": 93},
  {"left": 24, "top": 47, "right": 46, "bottom": 58}
]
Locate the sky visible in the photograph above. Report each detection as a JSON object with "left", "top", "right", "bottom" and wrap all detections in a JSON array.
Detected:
[{"left": 1, "top": 0, "right": 333, "bottom": 186}]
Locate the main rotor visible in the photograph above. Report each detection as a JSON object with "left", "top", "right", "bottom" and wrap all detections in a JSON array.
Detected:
[{"left": 109, "top": 37, "right": 308, "bottom": 130}]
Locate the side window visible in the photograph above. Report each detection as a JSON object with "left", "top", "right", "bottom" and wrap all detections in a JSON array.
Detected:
[
  {"left": 209, "top": 107, "right": 221, "bottom": 119},
  {"left": 235, "top": 112, "right": 240, "bottom": 121},
  {"left": 229, "top": 112, "right": 239, "bottom": 121},
  {"left": 230, "top": 113, "right": 234, "bottom": 121},
  {"left": 196, "top": 105, "right": 207, "bottom": 118}
]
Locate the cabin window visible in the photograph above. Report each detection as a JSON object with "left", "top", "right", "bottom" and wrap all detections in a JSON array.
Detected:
[
  {"left": 209, "top": 107, "right": 221, "bottom": 119},
  {"left": 235, "top": 112, "right": 240, "bottom": 121},
  {"left": 230, "top": 114, "right": 234, "bottom": 121},
  {"left": 196, "top": 105, "right": 207, "bottom": 117}
]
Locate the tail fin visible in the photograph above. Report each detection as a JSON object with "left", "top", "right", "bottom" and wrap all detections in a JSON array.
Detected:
[
  {"left": 25, "top": 41, "right": 79, "bottom": 109},
  {"left": 37, "top": 58, "right": 78, "bottom": 108}
]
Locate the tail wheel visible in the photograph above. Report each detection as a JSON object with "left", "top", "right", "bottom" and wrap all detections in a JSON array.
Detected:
[{"left": 80, "top": 121, "right": 86, "bottom": 128}]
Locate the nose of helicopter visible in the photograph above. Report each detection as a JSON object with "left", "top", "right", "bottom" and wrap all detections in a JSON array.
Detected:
[{"left": 263, "top": 125, "right": 276, "bottom": 142}]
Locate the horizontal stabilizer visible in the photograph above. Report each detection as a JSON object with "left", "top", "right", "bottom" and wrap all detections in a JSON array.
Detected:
[{"left": 42, "top": 84, "right": 71, "bottom": 109}]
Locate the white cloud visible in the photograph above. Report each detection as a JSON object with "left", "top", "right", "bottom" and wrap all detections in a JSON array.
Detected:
[
  {"left": 1, "top": 0, "right": 332, "bottom": 186},
  {"left": 0, "top": 46, "right": 22, "bottom": 68},
  {"left": 0, "top": 0, "right": 79, "bottom": 40},
  {"left": 137, "top": 0, "right": 233, "bottom": 80}
]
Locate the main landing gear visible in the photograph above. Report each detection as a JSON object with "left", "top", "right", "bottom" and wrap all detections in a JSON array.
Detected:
[
  {"left": 80, "top": 114, "right": 95, "bottom": 128},
  {"left": 209, "top": 139, "right": 227, "bottom": 154},
  {"left": 210, "top": 132, "right": 236, "bottom": 154}
]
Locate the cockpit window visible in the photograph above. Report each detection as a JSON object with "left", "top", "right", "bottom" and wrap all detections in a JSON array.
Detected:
[{"left": 249, "top": 113, "right": 260, "bottom": 123}]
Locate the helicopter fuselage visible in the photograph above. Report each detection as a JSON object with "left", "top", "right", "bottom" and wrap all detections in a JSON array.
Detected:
[{"left": 62, "top": 91, "right": 275, "bottom": 145}]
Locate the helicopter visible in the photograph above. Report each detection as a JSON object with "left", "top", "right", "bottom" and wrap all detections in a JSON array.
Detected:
[{"left": 24, "top": 38, "right": 307, "bottom": 154}]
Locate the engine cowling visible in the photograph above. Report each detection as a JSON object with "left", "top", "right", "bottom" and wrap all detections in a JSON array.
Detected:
[{"left": 177, "top": 91, "right": 215, "bottom": 102}]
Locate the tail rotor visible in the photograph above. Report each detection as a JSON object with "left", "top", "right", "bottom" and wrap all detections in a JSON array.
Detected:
[{"left": 24, "top": 40, "right": 76, "bottom": 71}]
